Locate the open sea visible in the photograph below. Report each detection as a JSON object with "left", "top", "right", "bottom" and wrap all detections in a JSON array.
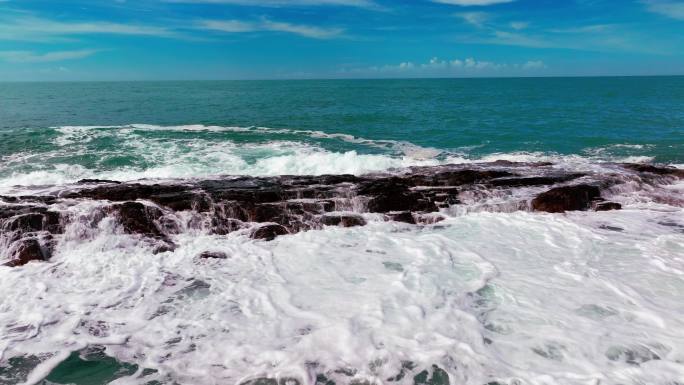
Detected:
[{"left": 0, "top": 77, "right": 683, "bottom": 385}]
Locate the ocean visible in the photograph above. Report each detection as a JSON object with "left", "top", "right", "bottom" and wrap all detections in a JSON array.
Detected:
[{"left": 0, "top": 77, "right": 683, "bottom": 385}]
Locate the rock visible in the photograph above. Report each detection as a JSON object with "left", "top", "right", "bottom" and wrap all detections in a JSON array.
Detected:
[
  {"left": 198, "top": 251, "right": 228, "bottom": 259},
  {"left": 4, "top": 238, "right": 46, "bottom": 267},
  {"left": 531, "top": 185, "right": 601, "bottom": 213},
  {"left": 3, "top": 213, "right": 44, "bottom": 232},
  {"left": 388, "top": 211, "right": 416, "bottom": 224},
  {"left": 321, "top": 214, "right": 366, "bottom": 227},
  {"left": 595, "top": 202, "right": 622, "bottom": 211},
  {"left": 77, "top": 179, "right": 121, "bottom": 184},
  {"left": 490, "top": 174, "right": 585, "bottom": 187},
  {"left": 109, "top": 202, "right": 164, "bottom": 236},
  {"left": 251, "top": 224, "right": 289, "bottom": 241},
  {"left": 360, "top": 178, "right": 432, "bottom": 213},
  {"left": 623, "top": 163, "right": 684, "bottom": 177}
]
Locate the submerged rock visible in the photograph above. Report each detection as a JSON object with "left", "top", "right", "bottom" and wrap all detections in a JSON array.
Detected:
[
  {"left": 321, "top": 214, "right": 367, "bottom": 227},
  {"left": 531, "top": 185, "right": 601, "bottom": 213},
  {"left": 251, "top": 224, "right": 289, "bottom": 241},
  {"left": 3, "top": 237, "right": 47, "bottom": 267},
  {"left": 595, "top": 202, "right": 622, "bottom": 211},
  {"left": 198, "top": 251, "right": 229, "bottom": 259}
]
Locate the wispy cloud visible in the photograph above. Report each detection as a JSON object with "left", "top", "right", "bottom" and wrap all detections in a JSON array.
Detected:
[
  {"left": 0, "top": 49, "right": 99, "bottom": 63},
  {"left": 164, "top": 0, "right": 378, "bottom": 8},
  {"left": 432, "top": 0, "right": 515, "bottom": 6},
  {"left": 198, "top": 18, "right": 344, "bottom": 39},
  {"left": 457, "top": 12, "right": 489, "bottom": 28},
  {"left": 510, "top": 21, "right": 528, "bottom": 30},
  {"left": 0, "top": 16, "right": 174, "bottom": 42},
  {"left": 642, "top": 0, "right": 684, "bottom": 20},
  {"left": 550, "top": 24, "right": 613, "bottom": 34}
]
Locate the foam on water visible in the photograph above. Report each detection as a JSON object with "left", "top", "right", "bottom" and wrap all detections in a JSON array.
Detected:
[
  {"left": 1, "top": 124, "right": 683, "bottom": 384},
  {"left": 0, "top": 124, "right": 662, "bottom": 195},
  {"left": 1, "top": 205, "right": 683, "bottom": 385}
]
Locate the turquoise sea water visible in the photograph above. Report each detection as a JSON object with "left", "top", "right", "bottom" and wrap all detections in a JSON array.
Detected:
[{"left": 0, "top": 77, "right": 683, "bottom": 187}]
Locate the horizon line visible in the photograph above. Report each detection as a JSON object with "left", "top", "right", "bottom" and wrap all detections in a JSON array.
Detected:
[{"left": 2, "top": 74, "right": 683, "bottom": 83}]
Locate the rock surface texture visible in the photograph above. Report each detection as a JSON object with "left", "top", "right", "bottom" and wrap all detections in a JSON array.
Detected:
[{"left": 1, "top": 162, "right": 681, "bottom": 266}]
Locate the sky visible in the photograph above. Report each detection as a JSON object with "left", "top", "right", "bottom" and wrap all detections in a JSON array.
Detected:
[{"left": 0, "top": 0, "right": 683, "bottom": 80}]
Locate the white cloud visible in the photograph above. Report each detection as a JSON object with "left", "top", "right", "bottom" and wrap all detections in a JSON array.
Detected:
[
  {"left": 261, "top": 20, "right": 343, "bottom": 39},
  {"left": 350, "top": 56, "right": 546, "bottom": 77},
  {"left": 643, "top": 0, "right": 684, "bottom": 20},
  {"left": 164, "top": 0, "right": 378, "bottom": 8},
  {"left": 432, "top": 0, "right": 515, "bottom": 6},
  {"left": 0, "top": 49, "right": 99, "bottom": 63},
  {"left": 522, "top": 60, "right": 546, "bottom": 70},
  {"left": 0, "top": 17, "right": 174, "bottom": 42},
  {"left": 198, "top": 18, "right": 343, "bottom": 39},
  {"left": 510, "top": 21, "right": 528, "bottom": 30},
  {"left": 457, "top": 12, "right": 489, "bottom": 27},
  {"left": 198, "top": 20, "right": 256, "bottom": 33},
  {"left": 550, "top": 24, "right": 612, "bottom": 34},
  {"left": 490, "top": 30, "right": 549, "bottom": 48}
]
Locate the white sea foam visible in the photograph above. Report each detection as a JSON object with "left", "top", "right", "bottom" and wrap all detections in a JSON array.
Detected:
[
  {"left": 1, "top": 125, "right": 683, "bottom": 384},
  {"left": 1, "top": 206, "right": 682, "bottom": 385},
  {"left": 0, "top": 124, "right": 666, "bottom": 195}
]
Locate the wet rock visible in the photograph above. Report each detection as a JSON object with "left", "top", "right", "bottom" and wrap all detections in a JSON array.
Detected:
[
  {"left": 77, "top": 179, "right": 122, "bottom": 184},
  {"left": 595, "top": 202, "right": 622, "bottom": 211},
  {"left": 360, "top": 178, "right": 433, "bottom": 213},
  {"left": 198, "top": 251, "right": 229, "bottom": 259},
  {"left": 623, "top": 163, "right": 684, "bottom": 177},
  {"left": 410, "top": 169, "right": 512, "bottom": 186},
  {"left": 251, "top": 224, "right": 289, "bottom": 241},
  {"left": 387, "top": 211, "right": 415, "bottom": 224},
  {"left": 109, "top": 202, "right": 164, "bottom": 237},
  {"left": 490, "top": 174, "right": 585, "bottom": 187},
  {"left": 599, "top": 225, "right": 623, "bottom": 232},
  {"left": 321, "top": 214, "right": 366, "bottom": 227},
  {"left": 4, "top": 238, "right": 47, "bottom": 267},
  {"left": 531, "top": 185, "right": 601, "bottom": 213}
]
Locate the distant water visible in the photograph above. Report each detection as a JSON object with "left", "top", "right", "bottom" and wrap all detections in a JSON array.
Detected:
[{"left": 0, "top": 78, "right": 683, "bottom": 385}]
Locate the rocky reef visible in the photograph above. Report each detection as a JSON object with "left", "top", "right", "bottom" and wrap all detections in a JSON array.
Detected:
[{"left": 1, "top": 161, "right": 682, "bottom": 267}]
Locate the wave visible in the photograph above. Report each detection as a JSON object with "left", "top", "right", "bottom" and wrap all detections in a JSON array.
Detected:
[{"left": 0, "top": 124, "right": 668, "bottom": 196}]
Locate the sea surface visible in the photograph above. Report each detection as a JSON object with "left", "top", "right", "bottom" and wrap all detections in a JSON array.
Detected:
[{"left": 0, "top": 77, "right": 683, "bottom": 385}]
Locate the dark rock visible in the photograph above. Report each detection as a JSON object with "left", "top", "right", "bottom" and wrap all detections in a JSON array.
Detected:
[
  {"left": 388, "top": 211, "right": 416, "bottom": 224},
  {"left": 491, "top": 174, "right": 585, "bottom": 187},
  {"left": 77, "top": 179, "right": 122, "bottom": 184},
  {"left": 321, "top": 214, "right": 366, "bottom": 227},
  {"left": 360, "top": 178, "right": 433, "bottom": 213},
  {"left": 4, "top": 238, "right": 46, "bottom": 267},
  {"left": 251, "top": 224, "right": 289, "bottom": 241},
  {"left": 623, "top": 163, "right": 684, "bottom": 177},
  {"left": 3, "top": 213, "right": 44, "bottom": 232},
  {"left": 108, "top": 202, "right": 164, "bottom": 236},
  {"left": 595, "top": 202, "right": 622, "bottom": 211},
  {"left": 531, "top": 185, "right": 601, "bottom": 213},
  {"left": 198, "top": 251, "right": 228, "bottom": 259}
]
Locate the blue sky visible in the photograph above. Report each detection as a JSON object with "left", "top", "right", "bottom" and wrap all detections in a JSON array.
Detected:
[{"left": 0, "top": 0, "right": 683, "bottom": 80}]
